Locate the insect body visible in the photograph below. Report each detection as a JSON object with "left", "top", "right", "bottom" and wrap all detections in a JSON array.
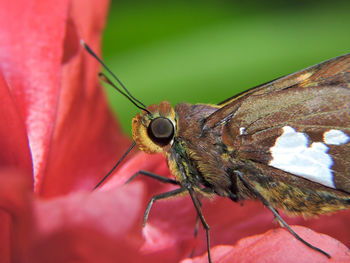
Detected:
[
  {"left": 131, "top": 54, "right": 350, "bottom": 261},
  {"left": 82, "top": 42, "right": 350, "bottom": 263}
]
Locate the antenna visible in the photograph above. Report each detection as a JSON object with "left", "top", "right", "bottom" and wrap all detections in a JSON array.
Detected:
[
  {"left": 99, "top": 73, "right": 150, "bottom": 114},
  {"left": 80, "top": 40, "right": 145, "bottom": 189},
  {"left": 94, "top": 142, "right": 136, "bottom": 190},
  {"left": 80, "top": 40, "right": 149, "bottom": 113}
]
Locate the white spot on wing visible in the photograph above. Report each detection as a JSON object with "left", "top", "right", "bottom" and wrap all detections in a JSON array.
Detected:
[
  {"left": 239, "top": 127, "right": 246, "bottom": 135},
  {"left": 323, "top": 129, "right": 350, "bottom": 145},
  {"left": 269, "top": 126, "right": 335, "bottom": 188}
]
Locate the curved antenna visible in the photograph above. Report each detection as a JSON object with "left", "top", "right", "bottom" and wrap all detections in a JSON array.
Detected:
[
  {"left": 93, "top": 142, "right": 136, "bottom": 190},
  {"left": 99, "top": 73, "right": 150, "bottom": 114},
  {"left": 81, "top": 40, "right": 147, "bottom": 109}
]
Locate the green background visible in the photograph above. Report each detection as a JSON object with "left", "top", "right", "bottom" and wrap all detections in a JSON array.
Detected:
[{"left": 102, "top": 0, "right": 350, "bottom": 135}]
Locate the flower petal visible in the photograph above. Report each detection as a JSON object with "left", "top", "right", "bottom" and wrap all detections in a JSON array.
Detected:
[
  {"left": 39, "top": 0, "right": 131, "bottom": 196},
  {"left": 182, "top": 226, "right": 350, "bottom": 263},
  {"left": 0, "top": 72, "right": 32, "bottom": 176},
  {"left": 0, "top": 0, "right": 70, "bottom": 189},
  {"left": 0, "top": 166, "right": 156, "bottom": 263},
  {"left": 0, "top": 0, "right": 129, "bottom": 196},
  {"left": 284, "top": 210, "right": 350, "bottom": 249},
  {"left": 0, "top": 71, "right": 33, "bottom": 262},
  {"left": 0, "top": 169, "right": 34, "bottom": 262},
  {"left": 31, "top": 182, "right": 146, "bottom": 262}
]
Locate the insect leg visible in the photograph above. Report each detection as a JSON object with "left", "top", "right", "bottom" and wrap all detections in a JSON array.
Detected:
[
  {"left": 126, "top": 170, "right": 179, "bottom": 185},
  {"left": 235, "top": 171, "right": 331, "bottom": 258},
  {"left": 190, "top": 199, "right": 201, "bottom": 258},
  {"left": 143, "top": 187, "right": 186, "bottom": 226},
  {"left": 192, "top": 196, "right": 202, "bottom": 238},
  {"left": 188, "top": 188, "right": 212, "bottom": 263},
  {"left": 193, "top": 214, "right": 200, "bottom": 238}
]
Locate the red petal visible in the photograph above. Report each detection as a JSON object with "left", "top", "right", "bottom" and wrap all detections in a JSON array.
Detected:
[
  {"left": 0, "top": 167, "right": 159, "bottom": 262},
  {"left": 0, "top": 169, "right": 34, "bottom": 262},
  {"left": 0, "top": 0, "right": 70, "bottom": 189},
  {"left": 100, "top": 152, "right": 170, "bottom": 190},
  {"left": 183, "top": 226, "right": 350, "bottom": 263},
  {"left": 0, "top": 0, "right": 129, "bottom": 196},
  {"left": 0, "top": 72, "right": 32, "bottom": 176},
  {"left": 283, "top": 209, "right": 350, "bottom": 249},
  {"left": 0, "top": 71, "right": 33, "bottom": 261},
  {"left": 100, "top": 152, "right": 196, "bottom": 261},
  {"left": 31, "top": 183, "right": 146, "bottom": 262},
  {"left": 39, "top": 0, "right": 131, "bottom": 196},
  {"left": 35, "top": 183, "right": 145, "bottom": 239}
]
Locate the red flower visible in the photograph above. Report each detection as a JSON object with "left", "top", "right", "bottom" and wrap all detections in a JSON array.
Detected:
[{"left": 0, "top": 1, "right": 349, "bottom": 263}]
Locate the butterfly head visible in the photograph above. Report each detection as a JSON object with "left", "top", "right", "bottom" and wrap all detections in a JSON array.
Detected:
[{"left": 132, "top": 101, "right": 176, "bottom": 154}]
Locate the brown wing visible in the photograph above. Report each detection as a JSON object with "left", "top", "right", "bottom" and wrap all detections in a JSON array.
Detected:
[{"left": 208, "top": 54, "right": 350, "bottom": 193}]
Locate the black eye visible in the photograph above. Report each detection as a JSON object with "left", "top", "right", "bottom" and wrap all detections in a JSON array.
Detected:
[{"left": 147, "top": 117, "right": 174, "bottom": 146}]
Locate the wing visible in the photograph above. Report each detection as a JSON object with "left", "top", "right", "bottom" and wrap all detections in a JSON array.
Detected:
[{"left": 209, "top": 54, "right": 350, "bottom": 193}]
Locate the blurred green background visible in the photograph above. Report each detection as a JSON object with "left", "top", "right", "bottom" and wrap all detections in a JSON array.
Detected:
[{"left": 102, "top": 0, "right": 350, "bottom": 135}]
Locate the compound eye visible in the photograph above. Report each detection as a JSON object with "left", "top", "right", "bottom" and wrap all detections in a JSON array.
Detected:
[{"left": 147, "top": 117, "right": 174, "bottom": 146}]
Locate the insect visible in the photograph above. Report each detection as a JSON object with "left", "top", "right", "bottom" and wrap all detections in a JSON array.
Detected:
[{"left": 83, "top": 41, "right": 350, "bottom": 263}]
